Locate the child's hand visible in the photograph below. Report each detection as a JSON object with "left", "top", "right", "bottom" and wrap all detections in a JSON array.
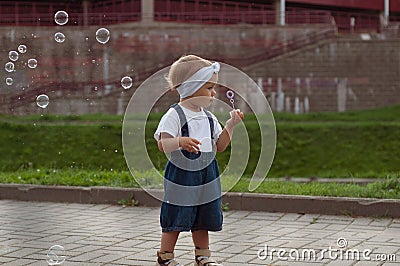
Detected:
[
  {"left": 226, "top": 109, "right": 244, "bottom": 129},
  {"left": 179, "top": 137, "right": 201, "bottom": 154}
]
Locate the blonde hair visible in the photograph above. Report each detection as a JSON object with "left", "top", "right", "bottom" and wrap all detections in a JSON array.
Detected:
[{"left": 166, "top": 55, "right": 212, "bottom": 90}]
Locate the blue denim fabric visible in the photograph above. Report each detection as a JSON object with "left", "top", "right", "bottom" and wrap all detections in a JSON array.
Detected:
[{"left": 160, "top": 153, "right": 223, "bottom": 233}]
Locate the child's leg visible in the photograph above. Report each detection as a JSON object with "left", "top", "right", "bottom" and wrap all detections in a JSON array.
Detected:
[
  {"left": 160, "top": 231, "right": 180, "bottom": 252},
  {"left": 192, "top": 230, "right": 209, "bottom": 249},
  {"left": 157, "top": 231, "right": 181, "bottom": 265},
  {"left": 192, "top": 230, "right": 223, "bottom": 265}
]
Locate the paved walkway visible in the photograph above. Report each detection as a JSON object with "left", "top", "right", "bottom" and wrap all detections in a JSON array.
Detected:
[{"left": 0, "top": 200, "right": 399, "bottom": 266}]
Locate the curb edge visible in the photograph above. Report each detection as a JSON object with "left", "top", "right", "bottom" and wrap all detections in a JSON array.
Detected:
[{"left": 0, "top": 184, "right": 399, "bottom": 218}]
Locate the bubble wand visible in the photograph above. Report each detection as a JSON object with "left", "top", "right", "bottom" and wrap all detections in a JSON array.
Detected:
[{"left": 226, "top": 90, "right": 235, "bottom": 109}]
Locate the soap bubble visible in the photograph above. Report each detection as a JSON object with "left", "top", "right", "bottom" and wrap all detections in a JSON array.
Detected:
[
  {"left": 5, "top": 62, "right": 14, "bottom": 72},
  {"left": 54, "top": 11, "right": 68, "bottom": 25},
  {"left": 5, "top": 78, "right": 13, "bottom": 85},
  {"left": 28, "top": 59, "right": 38, "bottom": 69},
  {"left": 9, "top": 51, "right": 19, "bottom": 61},
  {"left": 36, "top": 94, "right": 49, "bottom": 108},
  {"left": 54, "top": 32, "right": 65, "bottom": 43},
  {"left": 18, "top": 44, "right": 27, "bottom": 54},
  {"left": 96, "top": 28, "right": 110, "bottom": 44},
  {"left": 46, "top": 245, "right": 66, "bottom": 266},
  {"left": 121, "top": 76, "right": 133, "bottom": 89}
]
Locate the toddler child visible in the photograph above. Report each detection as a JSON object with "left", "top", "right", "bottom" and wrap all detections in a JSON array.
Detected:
[{"left": 154, "top": 55, "right": 244, "bottom": 266}]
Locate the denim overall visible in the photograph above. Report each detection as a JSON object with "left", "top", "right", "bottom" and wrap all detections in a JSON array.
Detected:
[{"left": 160, "top": 104, "right": 223, "bottom": 232}]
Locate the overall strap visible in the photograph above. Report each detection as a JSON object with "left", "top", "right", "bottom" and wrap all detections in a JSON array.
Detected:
[
  {"left": 171, "top": 103, "right": 189, "bottom": 137},
  {"left": 203, "top": 109, "right": 215, "bottom": 141},
  {"left": 171, "top": 103, "right": 214, "bottom": 139}
]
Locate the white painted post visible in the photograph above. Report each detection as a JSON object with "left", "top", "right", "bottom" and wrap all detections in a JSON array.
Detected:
[
  {"left": 304, "top": 96, "right": 310, "bottom": 113},
  {"left": 257, "top": 77, "right": 263, "bottom": 91},
  {"left": 294, "top": 97, "right": 300, "bottom": 114},
  {"left": 270, "top": 92, "right": 276, "bottom": 111},
  {"left": 337, "top": 78, "right": 347, "bottom": 112},
  {"left": 277, "top": 78, "right": 284, "bottom": 112},
  {"left": 350, "top": 17, "right": 355, "bottom": 34},
  {"left": 280, "top": 0, "right": 286, "bottom": 26},
  {"left": 384, "top": 0, "right": 390, "bottom": 25},
  {"left": 285, "top": 97, "right": 291, "bottom": 112},
  {"left": 103, "top": 50, "right": 109, "bottom": 83}
]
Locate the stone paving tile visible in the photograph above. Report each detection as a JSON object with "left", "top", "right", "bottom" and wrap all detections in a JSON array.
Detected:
[
  {"left": 382, "top": 254, "right": 400, "bottom": 266},
  {"left": 67, "top": 244, "right": 105, "bottom": 254},
  {"left": 224, "top": 253, "right": 258, "bottom": 263},
  {"left": 113, "top": 258, "right": 156, "bottom": 265},
  {"left": 374, "top": 246, "right": 399, "bottom": 255},
  {"left": 350, "top": 217, "right": 374, "bottom": 226},
  {"left": 370, "top": 219, "right": 393, "bottom": 227},
  {"left": 382, "top": 227, "right": 400, "bottom": 235},
  {"left": 274, "top": 261, "right": 329, "bottom": 265},
  {"left": 0, "top": 245, "right": 20, "bottom": 255},
  {"left": 279, "top": 240, "right": 316, "bottom": 249},
  {"left": 6, "top": 258, "right": 39, "bottom": 266},
  {"left": 317, "top": 214, "right": 355, "bottom": 221},
  {"left": 368, "top": 235, "right": 396, "bottom": 243},
  {"left": 296, "top": 214, "right": 323, "bottom": 223},
  {"left": 304, "top": 222, "right": 331, "bottom": 230},
  {"left": 279, "top": 213, "right": 304, "bottom": 221},
  {"left": 0, "top": 256, "right": 17, "bottom": 264},
  {"left": 89, "top": 253, "right": 128, "bottom": 263},
  {"left": 2, "top": 247, "right": 42, "bottom": 259},
  {"left": 1, "top": 200, "right": 399, "bottom": 265},
  {"left": 387, "top": 239, "right": 400, "bottom": 245},
  {"left": 325, "top": 260, "right": 357, "bottom": 265},
  {"left": 68, "top": 250, "right": 111, "bottom": 263},
  {"left": 20, "top": 250, "right": 52, "bottom": 261},
  {"left": 272, "top": 219, "right": 311, "bottom": 226},
  {"left": 124, "top": 248, "right": 158, "bottom": 262},
  {"left": 353, "top": 261, "right": 385, "bottom": 266}
]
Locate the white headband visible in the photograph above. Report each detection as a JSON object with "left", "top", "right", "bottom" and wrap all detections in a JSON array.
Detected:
[{"left": 176, "top": 62, "right": 220, "bottom": 99}]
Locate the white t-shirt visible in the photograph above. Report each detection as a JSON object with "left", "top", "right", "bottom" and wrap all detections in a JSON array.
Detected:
[{"left": 154, "top": 104, "right": 223, "bottom": 152}]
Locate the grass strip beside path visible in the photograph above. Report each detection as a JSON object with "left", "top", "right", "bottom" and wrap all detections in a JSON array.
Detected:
[{"left": 1, "top": 169, "right": 399, "bottom": 199}]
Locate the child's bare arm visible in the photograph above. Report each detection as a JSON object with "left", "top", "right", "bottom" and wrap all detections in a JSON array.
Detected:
[
  {"left": 158, "top": 132, "right": 201, "bottom": 154},
  {"left": 216, "top": 109, "right": 244, "bottom": 152}
]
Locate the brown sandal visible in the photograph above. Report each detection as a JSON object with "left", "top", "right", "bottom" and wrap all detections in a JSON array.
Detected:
[
  {"left": 156, "top": 251, "right": 181, "bottom": 266},
  {"left": 194, "top": 249, "right": 223, "bottom": 266}
]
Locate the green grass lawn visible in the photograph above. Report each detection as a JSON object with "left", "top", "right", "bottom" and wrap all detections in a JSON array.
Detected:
[
  {"left": 0, "top": 105, "right": 399, "bottom": 198},
  {"left": 2, "top": 169, "right": 398, "bottom": 199}
]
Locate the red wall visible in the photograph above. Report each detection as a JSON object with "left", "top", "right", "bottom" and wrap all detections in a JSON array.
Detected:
[{"left": 288, "top": 0, "right": 400, "bottom": 12}]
